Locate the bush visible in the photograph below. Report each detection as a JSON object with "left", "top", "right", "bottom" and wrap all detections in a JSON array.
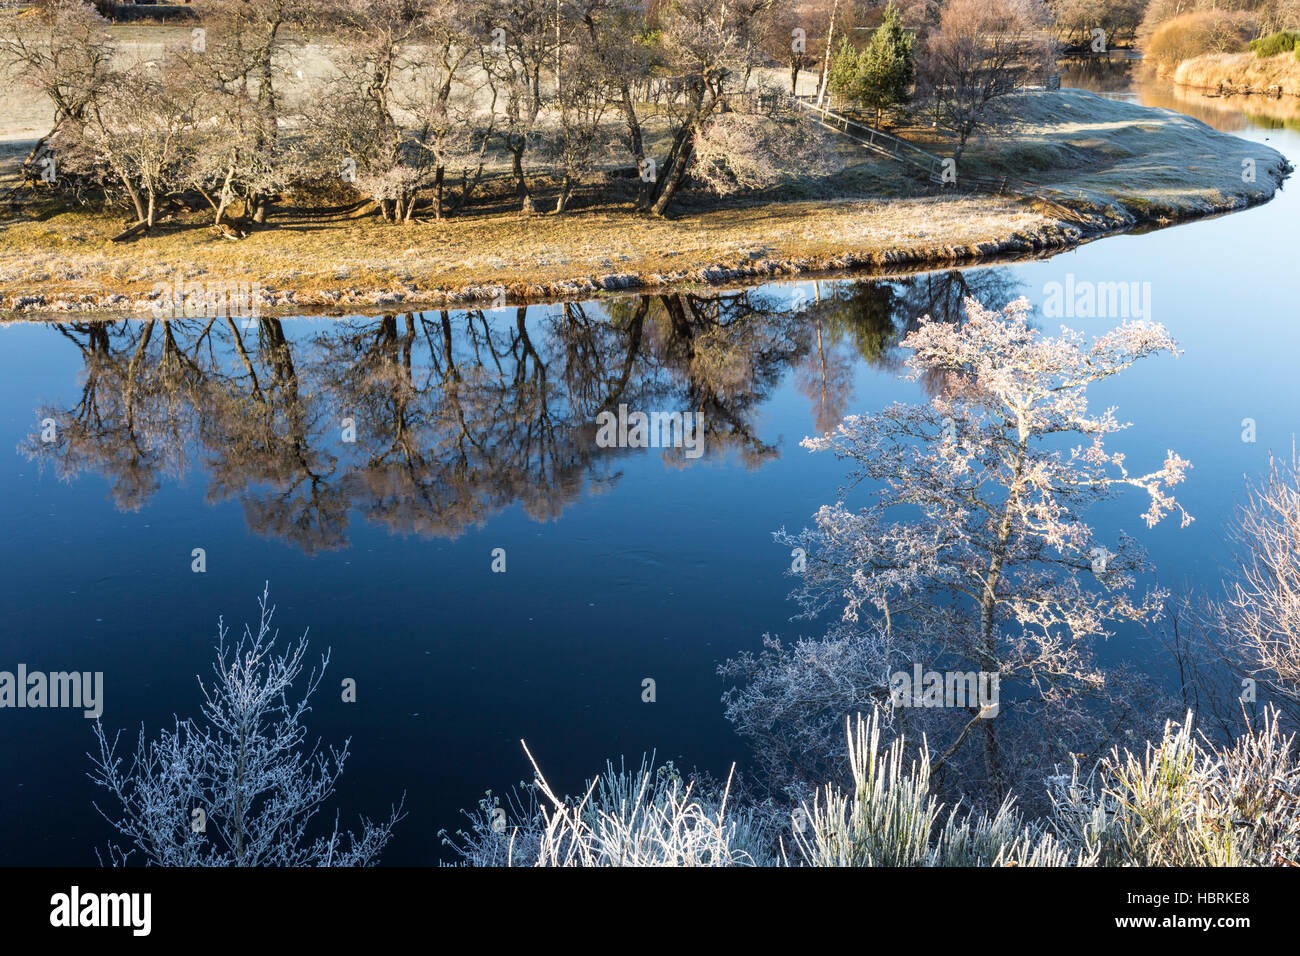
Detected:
[
  {"left": 794, "top": 712, "right": 1083, "bottom": 867},
  {"left": 451, "top": 706, "right": 1300, "bottom": 866},
  {"left": 1146, "top": 10, "right": 1259, "bottom": 72},
  {"left": 1251, "top": 28, "right": 1300, "bottom": 56},
  {"left": 1051, "top": 709, "right": 1300, "bottom": 866},
  {"left": 443, "top": 750, "right": 777, "bottom": 866}
]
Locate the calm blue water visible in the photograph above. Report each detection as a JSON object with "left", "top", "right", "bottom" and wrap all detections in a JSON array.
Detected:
[{"left": 0, "top": 79, "right": 1297, "bottom": 865}]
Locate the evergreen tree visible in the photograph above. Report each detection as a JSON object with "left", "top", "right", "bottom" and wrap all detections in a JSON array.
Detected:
[
  {"left": 860, "top": 4, "right": 915, "bottom": 126},
  {"left": 826, "top": 34, "right": 863, "bottom": 107}
]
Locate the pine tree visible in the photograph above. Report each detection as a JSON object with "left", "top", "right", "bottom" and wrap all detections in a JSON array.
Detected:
[
  {"left": 860, "top": 4, "right": 915, "bottom": 126},
  {"left": 826, "top": 35, "right": 863, "bottom": 108}
]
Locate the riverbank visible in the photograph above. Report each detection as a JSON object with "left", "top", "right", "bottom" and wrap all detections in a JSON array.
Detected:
[
  {"left": 0, "top": 89, "right": 1290, "bottom": 319},
  {"left": 1174, "top": 51, "right": 1300, "bottom": 97}
]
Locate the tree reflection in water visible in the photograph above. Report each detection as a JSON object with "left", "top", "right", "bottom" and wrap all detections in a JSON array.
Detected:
[{"left": 22, "top": 270, "right": 1019, "bottom": 553}]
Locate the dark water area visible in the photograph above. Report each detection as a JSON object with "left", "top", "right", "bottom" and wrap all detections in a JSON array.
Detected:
[{"left": 1, "top": 68, "right": 1297, "bottom": 865}]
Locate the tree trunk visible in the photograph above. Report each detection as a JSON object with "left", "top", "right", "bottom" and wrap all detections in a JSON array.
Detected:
[
  {"left": 22, "top": 132, "right": 53, "bottom": 172},
  {"left": 124, "top": 182, "right": 146, "bottom": 226},
  {"left": 649, "top": 133, "right": 694, "bottom": 217},
  {"left": 974, "top": 436, "right": 1029, "bottom": 791},
  {"left": 649, "top": 83, "right": 708, "bottom": 217},
  {"left": 617, "top": 87, "right": 651, "bottom": 212},
  {"left": 110, "top": 220, "right": 149, "bottom": 243},
  {"left": 213, "top": 164, "right": 235, "bottom": 228},
  {"left": 554, "top": 174, "right": 573, "bottom": 213},
  {"left": 510, "top": 140, "right": 534, "bottom": 213},
  {"left": 448, "top": 164, "right": 484, "bottom": 215},
  {"left": 816, "top": 0, "right": 841, "bottom": 107}
]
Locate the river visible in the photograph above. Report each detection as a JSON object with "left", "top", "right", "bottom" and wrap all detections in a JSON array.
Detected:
[{"left": 0, "top": 63, "right": 1296, "bottom": 864}]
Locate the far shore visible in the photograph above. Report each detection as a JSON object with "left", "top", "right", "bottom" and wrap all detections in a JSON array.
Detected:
[
  {"left": 1, "top": 88, "right": 1290, "bottom": 320},
  {"left": 1174, "top": 50, "right": 1300, "bottom": 98}
]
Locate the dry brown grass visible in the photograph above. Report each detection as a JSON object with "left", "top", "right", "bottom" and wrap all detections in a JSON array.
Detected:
[
  {"left": 1175, "top": 50, "right": 1300, "bottom": 96},
  {"left": 0, "top": 184, "right": 1053, "bottom": 307}
]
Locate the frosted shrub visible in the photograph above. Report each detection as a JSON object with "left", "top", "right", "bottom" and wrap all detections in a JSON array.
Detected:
[
  {"left": 718, "top": 624, "right": 897, "bottom": 794},
  {"left": 793, "top": 710, "right": 1080, "bottom": 866},
  {"left": 1213, "top": 451, "right": 1300, "bottom": 720},
  {"left": 452, "top": 707, "right": 1300, "bottom": 866},
  {"left": 794, "top": 712, "right": 940, "bottom": 866},
  {"left": 89, "top": 586, "right": 404, "bottom": 866},
  {"left": 1051, "top": 708, "right": 1300, "bottom": 866},
  {"left": 445, "top": 748, "right": 776, "bottom": 867}
]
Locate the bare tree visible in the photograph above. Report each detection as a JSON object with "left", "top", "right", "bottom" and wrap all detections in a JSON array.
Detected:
[
  {"left": 1049, "top": 0, "right": 1146, "bottom": 50},
  {"left": 314, "top": 0, "right": 440, "bottom": 223},
  {"left": 571, "top": 0, "right": 656, "bottom": 210},
  {"left": 815, "top": 0, "right": 841, "bottom": 106},
  {"left": 189, "top": 0, "right": 314, "bottom": 225},
  {"left": 919, "top": 0, "right": 1053, "bottom": 166},
  {"left": 0, "top": 0, "right": 115, "bottom": 174},
  {"left": 399, "top": 0, "right": 493, "bottom": 220},
  {"left": 648, "top": 0, "right": 775, "bottom": 216},
  {"left": 58, "top": 58, "right": 202, "bottom": 237},
  {"left": 481, "top": 0, "right": 558, "bottom": 212},
  {"left": 546, "top": 47, "right": 609, "bottom": 213}
]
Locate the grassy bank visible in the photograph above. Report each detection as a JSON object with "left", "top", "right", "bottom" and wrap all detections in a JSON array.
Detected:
[
  {"left": 0, "top": 88, "right": 1289, "bottom": 318},
  {"left": 1175, "top": 50, "right": 1300, "bottom": 97}
]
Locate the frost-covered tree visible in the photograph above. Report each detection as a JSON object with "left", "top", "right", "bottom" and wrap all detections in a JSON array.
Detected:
[
  {"left": 313, "top": 0, "right": 444, "bottom": 223},
  {"left": 546, "top": 47, "right": 609, "bottom": 213},
  {"left": 175, "top": 0, "right": 316, "bottom": 230},
  {"left": 89, "top": 586, "right": 404, "bottom": 866},
  {"left": 762, "top": 297, "right": 1191, "bottom": 795},
  {"left": 185, "top": 0, "right": 315, "bottom": 227},
  {"left": 57, "top": 61, "right": 203, "bottom": 235},
  {"left": 688, "top": 95, "right": 843, "bottom": 197},
  {"left": 647, "top": 0, "right": 776, "bottom": 216},
  {"left": 480, "top": 0, "right": 559, "bottom": 213}
]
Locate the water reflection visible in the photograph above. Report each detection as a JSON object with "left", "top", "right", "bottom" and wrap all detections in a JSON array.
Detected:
[
  {"left": 1061, "top": 55, "right": 1300, "bottom": 133},
  {"left": 22, "top": 271, "right": 1019, "bottom": 552}
]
